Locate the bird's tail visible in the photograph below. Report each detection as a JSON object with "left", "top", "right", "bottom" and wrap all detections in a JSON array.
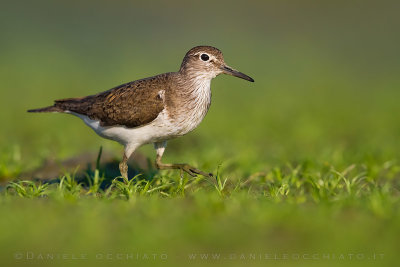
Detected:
[{"left": 27, "top": 105, "right": 64, "bottom": 113}]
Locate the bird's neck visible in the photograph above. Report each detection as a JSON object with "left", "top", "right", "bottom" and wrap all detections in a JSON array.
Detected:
[
  {"left": 190, "top": 75, "right": 212, "bottom": 107},
  {"left": 178, "top": 71, "right": 212, "bottom": 106}
]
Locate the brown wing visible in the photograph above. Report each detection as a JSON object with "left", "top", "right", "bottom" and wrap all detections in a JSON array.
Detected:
[{"left": 54, "top": 75, "right": 167, "bottom": 128}]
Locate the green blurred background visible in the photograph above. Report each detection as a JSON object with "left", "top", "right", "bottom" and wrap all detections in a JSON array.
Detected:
[
  {"left": 1, "top": 0, "right": 399, "bottom": 173},
  {"left": 1, "top": 0, "right": 400, "bottom": 266}
]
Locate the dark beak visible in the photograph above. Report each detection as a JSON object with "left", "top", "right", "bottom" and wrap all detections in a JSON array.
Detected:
[{"left": 221, "top": 65, "right": 254, "bottom": 82}]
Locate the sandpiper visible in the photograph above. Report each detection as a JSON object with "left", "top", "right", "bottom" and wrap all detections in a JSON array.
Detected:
[{"left": 28, "top": 46, "right": 254, "bottom": 178}]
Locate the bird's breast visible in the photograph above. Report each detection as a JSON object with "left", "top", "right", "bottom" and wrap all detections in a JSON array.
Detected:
[{"left": 167, "top": 78, "right": 212, "bottom": 136}]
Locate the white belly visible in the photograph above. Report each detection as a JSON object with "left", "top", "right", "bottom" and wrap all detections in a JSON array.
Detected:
[{"left": 68, "top": 110, "right": 179, "bottom": 147}]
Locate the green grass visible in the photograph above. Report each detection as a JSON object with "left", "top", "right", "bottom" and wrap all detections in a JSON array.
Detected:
[
  {"left": 1, "top": 159, "right": 399, "bottom": 266},
  {"left": 1, "top": 0, "right": 400, "bottom": 266}
]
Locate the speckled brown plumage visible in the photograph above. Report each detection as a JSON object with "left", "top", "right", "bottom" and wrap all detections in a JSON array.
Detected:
[
  {"left": 29, "top": 74, "right": 174, "bottom": 128},
  {"left": 56, "top": 74, "right": 170, "bottom": 128}
]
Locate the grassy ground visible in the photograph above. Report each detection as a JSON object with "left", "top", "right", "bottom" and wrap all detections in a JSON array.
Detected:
[
  {"left": 1, "top": 162, "right": 399, "bottom": 267},
  {"left": 1, "top": 1, "right": 400, "bottom": 266}
]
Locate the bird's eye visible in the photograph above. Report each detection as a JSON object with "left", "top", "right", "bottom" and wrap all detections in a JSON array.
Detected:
[{"left": 200, "top": 54, "right": 209, "bottom": 61}]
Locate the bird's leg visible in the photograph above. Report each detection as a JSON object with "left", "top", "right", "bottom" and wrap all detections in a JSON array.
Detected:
[
  {"left": 119, "top": 153, "right": 128, "bottom": 180},
  {"left": 118, "top": 144, "right": 138, "bottom": 180},
  {"left": 154, "top": 141, "right": 213, "bottom": 178}
]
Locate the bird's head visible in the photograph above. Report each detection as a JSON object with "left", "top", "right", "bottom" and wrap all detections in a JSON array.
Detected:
[{"left": 180, "top": 46, "right": 254, "bottom": 82}]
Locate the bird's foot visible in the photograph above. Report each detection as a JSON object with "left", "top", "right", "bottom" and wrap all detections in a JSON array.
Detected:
[
  {"left": 177, "top": 164, "right": 214, "bottom": 178},
  {"left": 156, "top": 162, "right": 213, "bottom": 178}
]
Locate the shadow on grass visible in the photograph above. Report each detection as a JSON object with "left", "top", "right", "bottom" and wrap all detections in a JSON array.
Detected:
[{"left": 18, "top": 148, "right": 159, "bottom": 189}]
